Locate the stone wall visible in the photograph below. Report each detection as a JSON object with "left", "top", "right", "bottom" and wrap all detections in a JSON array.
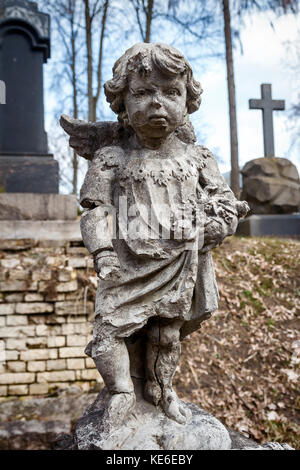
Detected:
[{"left": 0, "top": 239, "right": 102, "bottom": 398}]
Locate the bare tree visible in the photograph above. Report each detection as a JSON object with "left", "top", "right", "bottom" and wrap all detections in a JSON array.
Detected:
[
  {"left": 41, "top": 0, "right": 85, "bottom": 194},
  {"left": 130, "top": 0, "right": 155, "bottom": 42},
  {"left": 83, "top": 0, "right": 110, "bottom": 122}
]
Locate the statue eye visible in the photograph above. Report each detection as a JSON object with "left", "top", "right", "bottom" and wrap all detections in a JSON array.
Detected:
[
  {"left": 166, "top": 89, "right": 179, "bottom": 97},
  {"left": 133, "top": 89, "right": 146, "bottom": 97}
]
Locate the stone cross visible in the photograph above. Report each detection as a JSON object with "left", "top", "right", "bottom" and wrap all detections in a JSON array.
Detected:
[{"left": 249, "top": 83, "right": 285, "bottom": 157}]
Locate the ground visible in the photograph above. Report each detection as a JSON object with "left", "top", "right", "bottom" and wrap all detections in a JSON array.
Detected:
[{"left": 174, "top": 236, "right": 300, "bottom": 449}]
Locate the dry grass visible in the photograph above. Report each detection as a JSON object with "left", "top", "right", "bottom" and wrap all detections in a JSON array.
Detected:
[{"left": 174, "top": 236, "right": 300, "bottom": 449}]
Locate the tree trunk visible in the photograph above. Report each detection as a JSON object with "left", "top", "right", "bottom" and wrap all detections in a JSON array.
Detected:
[
  {"left": 92, "top": 0, "right": 109, "bottom": 122},
  {"left": 84, "top": 0, "right": 94, "bottom": 122},
  {"left": 71, "top": 2, "right": 78, "bottom": 195},
  {"left": 222, "top": 0, "right": 240, "bottom": 197},
  {"left": 145, "top": 0, "right": 154, "bottom": 43}
]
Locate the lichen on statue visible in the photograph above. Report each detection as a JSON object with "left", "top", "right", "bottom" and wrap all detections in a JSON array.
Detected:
[{"left": 61, "top": 42, "right": 249, "bottom": 444}]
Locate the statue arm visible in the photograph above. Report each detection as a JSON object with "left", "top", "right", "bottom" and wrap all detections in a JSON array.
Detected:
[{"left": 79, "top": 149, "right": 121, "bottom": 280}]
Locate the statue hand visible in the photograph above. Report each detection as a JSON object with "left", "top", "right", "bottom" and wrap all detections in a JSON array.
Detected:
[
  {"left": 203, "top": 218, "right": 225, "bottom": 249},
  {"left": 94, "top": 251, "right": 121, "bottom": 282}
]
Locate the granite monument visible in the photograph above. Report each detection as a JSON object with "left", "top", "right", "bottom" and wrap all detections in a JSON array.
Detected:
[
  {"left": 0, "top": 0, "right": 58, "bottom": 193},
  {"left": 238, "top": 83, "right": 300, "bottom": 236}
]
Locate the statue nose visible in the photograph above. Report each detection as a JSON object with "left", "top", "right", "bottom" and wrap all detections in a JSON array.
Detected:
[{"left": 152, "top": 94, "right": 162, "bottom": 108}]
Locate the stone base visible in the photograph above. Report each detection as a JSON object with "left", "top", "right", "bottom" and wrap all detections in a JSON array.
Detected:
[
  {"left": 0, "top": 155, "right": 59, "bottom": 193},
  {"left": 236, "top": 214, "right": 300, "bottom": 237},
  {"left": 0, "top": 194, "right": 78, "bottom": 221},
  {"left": 0, "top": 220, "right": 81, "bottom": 241},
  {"left": 71, "top": 381, "right": 232, "bottom": 450}
]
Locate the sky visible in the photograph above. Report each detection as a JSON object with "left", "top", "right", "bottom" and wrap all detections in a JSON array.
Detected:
[
  {"left": 189, "top": 10, "right": 300, "bottom": 175},
  {"left": 43, "top": 7, "right": 300, "bottom": 191}
]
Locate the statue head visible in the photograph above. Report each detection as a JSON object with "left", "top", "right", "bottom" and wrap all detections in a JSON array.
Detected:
[{"left": 104, "top": 43, "right": 202, "bottom": 142}]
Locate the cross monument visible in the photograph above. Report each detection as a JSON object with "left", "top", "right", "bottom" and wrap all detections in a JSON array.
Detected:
[{"left": 249, "top": 83, "right": 285, "bottom": 157}]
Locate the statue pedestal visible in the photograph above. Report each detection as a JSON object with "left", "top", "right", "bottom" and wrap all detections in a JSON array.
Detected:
[{"left": 71, "top": 380, "right": 231, "bottom": 450}]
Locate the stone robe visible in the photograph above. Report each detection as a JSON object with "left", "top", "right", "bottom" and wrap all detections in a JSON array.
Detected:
[{"left": 80, "top": 140, "right": 241, "bottom": 340}]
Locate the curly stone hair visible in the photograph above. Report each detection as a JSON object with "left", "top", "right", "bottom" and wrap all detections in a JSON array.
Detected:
[{"left": 104, "top": 42, "right": 203, "bottom": 127}]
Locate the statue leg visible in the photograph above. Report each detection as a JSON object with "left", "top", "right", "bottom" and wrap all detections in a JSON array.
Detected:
[
  {"left": 155, "top": 318, "right": 192, "bottom": 424},
  {"left": 144, "top": 319, "right": 162, "bottom": 406},
  {"left": 89, "top": 319, "right": 135, "bottom": 427}
]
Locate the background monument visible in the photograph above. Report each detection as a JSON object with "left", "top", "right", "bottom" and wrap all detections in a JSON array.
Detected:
[
  {"left": 0, "top": 0, "right": 58, "bottom": 193},
  {"left": 238, "top": 83, "right": 300, "bottom": 237},
  {"left": 0, "top": 0, "right": 78, "bottom": 233}
]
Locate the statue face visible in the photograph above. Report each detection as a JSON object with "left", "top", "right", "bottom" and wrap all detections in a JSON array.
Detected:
[{"left": 124, "top": 67, "right": 187, "bottom": 142}]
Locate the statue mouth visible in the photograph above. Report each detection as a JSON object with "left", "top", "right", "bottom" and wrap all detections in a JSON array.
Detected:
[{"left": 148, "top": 116, "right": 168, "bottom": 126}]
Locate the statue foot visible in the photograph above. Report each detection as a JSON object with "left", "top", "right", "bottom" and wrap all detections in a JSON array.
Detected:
[
  {"left": 144, "top": 380, "right": 162, "bottom": 406},
  {"left": 161, "top": 388, "right": 192, "bottom": 425},
  {"left": 102, "top": 391, "right": 136, "bottom": 431}
]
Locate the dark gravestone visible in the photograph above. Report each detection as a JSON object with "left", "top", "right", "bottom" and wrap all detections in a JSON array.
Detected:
[{"left": 0, "top": 0, "right": 58, "bottom": 193}]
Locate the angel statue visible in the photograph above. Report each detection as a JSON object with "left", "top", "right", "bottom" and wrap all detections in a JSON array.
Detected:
[{"left": 61, "top": 42, "right": 249, "bottom": 447}]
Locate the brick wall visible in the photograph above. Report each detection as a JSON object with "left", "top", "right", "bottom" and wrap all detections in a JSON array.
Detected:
[{"left": 0, "top": 239, "right": 103, "bottom": 398}]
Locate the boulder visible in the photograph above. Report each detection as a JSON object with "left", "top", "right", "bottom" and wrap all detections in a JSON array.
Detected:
[{"left": 241, "top": 157, "right": 300, "bottom": 215}]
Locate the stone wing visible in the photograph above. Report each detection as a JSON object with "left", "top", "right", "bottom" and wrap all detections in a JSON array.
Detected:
[{"left": 60, "top": 114, "right": 124, "bottom": 161}]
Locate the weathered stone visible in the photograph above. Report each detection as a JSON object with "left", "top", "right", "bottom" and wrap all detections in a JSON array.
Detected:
[
  {"left": 21, "top": 349, "right": 58, "bottom": 361},
  {"left": 5, "top": 339, "right": 26, "bottom": 351},
  {"left": 9, "top": 269, "right": 30, "bottom": 280},
  {"left": 74, "top": 381, "right": 231, "bottom": 450},
  {"left": 0, "top": 221, "right": 81, "bottom": 241},
  {"left": 24, "top": 293, "right": 44, "bottom": 302},
  {"left": 0, "top": 239, "right": 35, "bottom": 251},
  {"left": 0, "top": 304, "right": 15, "bottom": 315},
  {"left": 29, "top": 383, "right": 49, "bottom": 395},
  {"left": 8, "top": 385, "right": 28, "bottom": 396},
  {"left": 0, "top": 281, "right": 28, "bottom": 292},
  {"left": 0, "top": 194, "right": 77, "bottom": 221},
  {"left": 7, "top": 361, "right": 26, "bottom": 373},
  {"left": 5, "top": 294, "right": 23, "bottom": 303},
  {"left": 0, "top": 420, "right": 71, "bottom": 450},
  {"left": 59, "top": 42, "right": 251, "bottom": 449},
  {"left": 0, "top": 386, "right": 7, "bottom": 396},
  {"left": 1, "top": 259, "right": 19, "bottom": 269},
  {"left": 56, "top": 281, "right": 78, "bottom": 293},
  {"left": 59, "top": 347, "right": 86, "bottom": 358},
  {"left": 68, "top": 257, "right": 89, "bottom": 269},
  {"left": 66, "top": 336, "right": 87, "bottom": 347},
  {"left": 0, "top": 326, "right": 36, "bottom": 338},
  {"left": 26, "top": 337, "right": 47, "bottom": 348},
  {"left": 80, "top": 369, "right": 101, "bottom": 381},
  {"left": 47, "top": 336, "right": 66, "bottom": 348},
  {"left": 5, "top": 351, "right": 19, "bottom": 361},
  {"left": 55, "top": 301, "right": 93, "bottom": 316},
  {"left": 46, "top": 360, "right": 66, "bottom": 371},
  {"left": 57, "top": 268, "right": 76, "bottom": 282},
  {"left": 32, "top": 269, "right": 52, "bottom": 281},
  {"left": 6, "top": 315, "right": 28, "bottom": 326},
  {"left": 16, "top": 302, "right": 53, "bottom": 315},
  {"left": 27, "top": 361, "right": 46, "bottom": 372},
  {"left": 67, "top": 359, "right": 85, "bottom": 370},
  {"left": 37, "top": 371, "right": 75, "bottom": 383},
  {"left": 0, "top": 373, "right": 35, "bottom": 385},
  {"left": 237, "top": 214, "right": 300, "bottom": 237},
  {"left": 241, "top": 157, "right": 300, "bottom": 214},
  {"left": 85, "top": 358, "right": 95, "bottom": 369}
]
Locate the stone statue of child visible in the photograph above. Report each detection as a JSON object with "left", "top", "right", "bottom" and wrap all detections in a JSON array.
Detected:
[{"left": 61, "top": 43, "right": 249, "bottom": 436}]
